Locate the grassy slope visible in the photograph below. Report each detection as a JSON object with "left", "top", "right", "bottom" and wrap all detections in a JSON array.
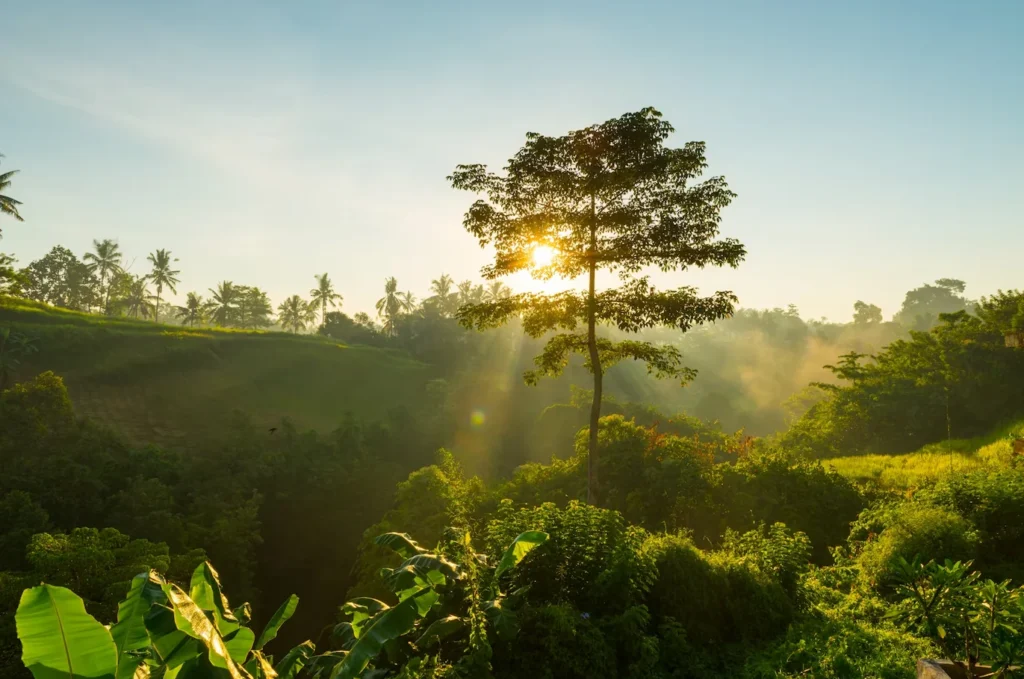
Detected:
[
  {"left": 1, "top": 297, "right": 432, "bottom": 448},
  {"left": 825, "top": 419, "right": 1024, "bottom": 490}
]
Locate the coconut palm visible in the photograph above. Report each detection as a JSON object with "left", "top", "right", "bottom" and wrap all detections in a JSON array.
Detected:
[
  {"left": 176, "top": 292, "right": 205, "bottom": 327},
  {"left": 483, "top": 281, "right": 511, "bottom": 302},
  {"left": 309, "top": 273, "right": 342, "bottom": 328},
  {"left": 457, "top": 280, "right": 485, "bottom": 306},
  {"left": 147, "top": 249, "right": 180, "bottom": 323},
  {"left": 0, "top": 154, "right": 24, "bottom": 233},
  {"left": 236, "top": 286, "right": 273, "bottom": 329},
  {"left": 376, "top": 276, "right": 403, "bottom": 336},
  {"left": 278, "top": 294, "right": 313, "bottom": 333},
  {"left": 428, "top": 273, "right": 459, "bottom": 317},
  {"left": 399, "top": 291, "right": 417, "bottom": 313},
  {"left": 205, "top": 281, "right": 238, "bottom": 326},
  {"left": 121, "top": 275, "right": 156, "bottom": 319},
  {"left": 83, "top": 239, "right": 123, "bottom": 313}
]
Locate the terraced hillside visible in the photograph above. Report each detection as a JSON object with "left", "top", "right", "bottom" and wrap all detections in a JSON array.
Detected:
[{"left": 0, "top": 297, "right": 432, "bottom": 448}]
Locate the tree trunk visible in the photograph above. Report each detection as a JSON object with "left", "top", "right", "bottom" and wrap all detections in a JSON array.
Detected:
[
  {"left": 586, "top": 193, "right": 601, "bottom": 506},
  {"left": 155, "top": 288, "right": 161, "bottom": 323}
]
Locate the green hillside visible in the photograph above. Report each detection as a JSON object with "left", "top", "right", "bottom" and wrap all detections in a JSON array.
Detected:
[
  {"left": 0, "top": 296, "right": 433, "bottom": 447},
  {"left": 825, "top": 418, "right": 1024, "bottom": 490}
]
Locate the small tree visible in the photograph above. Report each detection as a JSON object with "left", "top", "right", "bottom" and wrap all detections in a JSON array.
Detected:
[{"left": 450, "top": 107, "right": 744, "bottom": 504}]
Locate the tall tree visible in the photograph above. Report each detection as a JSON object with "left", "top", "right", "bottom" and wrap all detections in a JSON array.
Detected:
[
  {"left": 121, "top": 275, "right": 156, "bottom": 319},
  {"left": 0, "top": 153, "right": 24, "bottom": 233},
  {"left": 175, "top": 292, "right": 205, "bottom": 327},
  {"left": 853, "top": 300, "right": 883, "bottom": 325},
  {"left": 450, "top": 107, "right": 744, "bottom": 504},
  {"left": 205, "top": 281, "right": 238, "bottom": 326},
  {"left": 83, "top": 239, "right": 123, "bottom": 314},
  {"left": 278, "top": 294, "right": 313, "bottom": 333},
  {"left": 309, "top": 273, "right": 342, "bottom": 329},
  {"left": 146, "top": 249, "right": 180, "bottom": 323},
  {"left": 236, "top": 286, "right": 273, "bottom": 329},
  {"left": 399, "top": 290, "right": 417, "bottom": 313},
  {"left": 483, "top": 280, "right": 511, "bottom": 302},
  {"left": 376, "top": 276, "right": 403, "bottom": 336},
  {"left": 893, "top": 279, "right": 972, "bottom": 331},
  {"left": 22, "top": 246, "right": 98, "bottom": 310}
]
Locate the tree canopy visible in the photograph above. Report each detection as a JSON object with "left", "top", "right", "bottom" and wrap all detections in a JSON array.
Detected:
[{"left": 450, "top": 107, "right": 745, "bottom": 503}]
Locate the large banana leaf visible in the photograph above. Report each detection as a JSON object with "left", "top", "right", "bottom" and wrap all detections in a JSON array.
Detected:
[
  {"left": 144, "top": 604, "right": 200, "bottom": 669},
  {"left": 373, "top": 533, "right": 426, "bottom": 558},
  {"left": 272, "top": 642, "right": 314, "bottom": 679},
  {"left": 162, "top": 583, "right": 250, "bottom": 679},
  {"left": 415, "top": 615, "right": 466, "bottom": 648},
  {"left": 223, "top": 627, "right": 255, "bottom": 664},
  {"left": 16, "top": 584, "right": 118, "bottom": 679},
  {"left": 189, "top": 562, "right": 239, "bottom": 635},
  {"left": 339, "top": 599, "right": 388, "bottom": 639},
  {"left": 253, "top": 594, "right": 298, "bottom": 651},
  {"left": 112, "top": 572, "right": 166, "bottom": 679},
  {"left": 243, "top": 650, "right": 277, "bottom": 679},
  {"left": 493, "top": 531, "right": 548, "bottom": 581},
  {"left": 330, "top": 592, "right": 427, "bottom": 679}
]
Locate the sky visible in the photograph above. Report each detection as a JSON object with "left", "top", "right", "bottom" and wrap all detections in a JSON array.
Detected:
[{"left": 2, "top": 0, "right": 1022, "bottom": 321}]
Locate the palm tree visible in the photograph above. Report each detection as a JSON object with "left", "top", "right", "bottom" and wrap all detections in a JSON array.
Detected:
[
  {"left": 83, "top": 239, "right": 123, "bottom": 313},
  {"left": 457, "top": 280, "right": 484, "bottom": 306},
  {"left": 147, "top": 249, "right": 180, "bottom": 323},
  {"left": 278, "top": 295, "right": 312, "bottom": 333},
  {"left": 122, "top": 275, "right": 156, "bottom": 319},
  {"left": 309, "top": 273, "right": 343, "bottom": 328},
  {"left": 205, "top": 281, "right": 238, "bottom": 326},
  {"left": 176, "top": 292, "right": 205, "bottom": 327},
  {"left": 376, "top": 277, "right": 405, "bottom": 337},
  {"left": 400, "top": 291, "right": 417, "bottom": 313},
  {"left": 0, "top": 154, "right": 24, "bottom": 234},
  {"left": 483, "top": 281, "right": 511, "bottom": 302},
  {"left": 428, "top": 273, "right": 459, "bottom": 317}
]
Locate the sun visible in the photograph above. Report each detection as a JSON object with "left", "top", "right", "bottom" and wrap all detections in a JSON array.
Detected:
[{"left": 532, "top": 244, "right": 556, "bottom": 268}]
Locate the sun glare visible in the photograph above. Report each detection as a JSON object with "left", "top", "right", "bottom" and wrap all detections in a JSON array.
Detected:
[{"left": 532, "top": 244, "right": 556, "bottom": 268}]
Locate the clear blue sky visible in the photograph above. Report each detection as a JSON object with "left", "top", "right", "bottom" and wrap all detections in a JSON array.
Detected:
[{"left": 2, "top": 0, "right": 1022, "bottom": 321}]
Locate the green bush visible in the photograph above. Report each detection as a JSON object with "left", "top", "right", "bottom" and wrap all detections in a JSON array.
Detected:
[
  {"left": 856, "top": 504, "right": 979, "bottom": 592},
  {"left": 645, "top": 534, "right": 794, "bottom": 645},
  {"left": 493, "top": 604, "right": 616, "bottom": 679}
]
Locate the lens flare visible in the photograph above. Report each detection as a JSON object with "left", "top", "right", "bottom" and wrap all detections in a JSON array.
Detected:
[
  {"left": 470, "top": 409, "right": 486, "bottom": 428},
  {"left": 532, "top": 244, "right": 556, "bottom": 268}
]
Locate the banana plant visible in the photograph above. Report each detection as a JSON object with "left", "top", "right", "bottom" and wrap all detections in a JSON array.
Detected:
[
  {"left": 310, "top": 528, "right": 548, "bottom": 678},
  {"left": 16, "top": 560, "right": 313, "bottom": 679}
]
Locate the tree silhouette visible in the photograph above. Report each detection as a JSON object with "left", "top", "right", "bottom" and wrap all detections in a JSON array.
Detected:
[
  {"left": 450, "top": 107, "right": 744, "bottom": 504},
  {"left": 376, "top": 277, "right": 403, "bottom": 336},
  {"left": 278, "top": 294, "right": 314, "bottom": 333},
  {"left": 121, "top": 275, "right": 156, "bottom": 319},
  {"left": 236, "top": 286, "right": 273, "bottom": 329},
  {"left": 427, "top": 274, "right": 459, "bottom": 317},
  {"left": 205, "top": 281, "right": 238, "bottom": 326},
  {"left": 146, "top": 248, "right": 180, "bottom": 323},
  {"left": 483, "top": 280, "right": 511, "bottom": 302},
  {"left": 0, "top": 153, "right": 24, "bottom": 233},
  {"left": 83, "top": 239, "right": 123, "bottom": 314},
  {"left": 853, "top": 301, "right": 883, "bottom": 325},
  {"left": 310, "top": 273, "right": 342, "bottom": 329},
  {"left": 176, "top": 292, "right": 205, "bottom": 327}
]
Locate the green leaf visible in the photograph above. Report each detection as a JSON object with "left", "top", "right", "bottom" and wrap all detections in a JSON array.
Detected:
[
  {"left": 16, "top": 584, "right": 118, "bottom": 679},
  {"left": 233, "top": 603, "right": 253, "bottom": 626},
  {"left": 330, "top": 591, "right": 430, "bottom": 679},
  {"left": 144, "top": 604, "right": 200, "bottom": 669},
  {"left": 112, "top": 572, "right": 166, "bottom": 679},
  {"left": 494, "top": 531, "right": 548, "bottom": 581},
  {"left": 340, "top": 599, "right": 388, "bottom": 639},
  {"left": 162, "top": 583, "right": 250, "bottom": 679},
  {"left": 223, "top": 627, "right": 255, "bottom": 664},
  {"left": 374, "top": 533, "right": 426, "bottom": 559},
  {"left": 243, "top": 650, "right": 277, "bottom": 679},
  {"left": 937, "top": 624, "right": 946, "bottom": 639},
  {"left": 483, "top": 598, "right": 519, "bottom": 639},
  {"left": 189, "top": 562, "right": 239, "bottom": 635},
  {"left": 415, "top": 616, "right": 466, "bottom": 649},
  {"left": 273, "top": 641, "right": 314, "bottom": 679},
  {"left": 254, "top": 594, "right": 298, "bottom": 651}
]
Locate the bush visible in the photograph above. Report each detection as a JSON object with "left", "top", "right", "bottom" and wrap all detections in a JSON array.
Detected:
[
  {"left": 493, "top": 603, "right": 616, "bottom": 679},
  {"left": 645, "top": 534, "right": 794, "bottom": 645},
  {"left": 856, "top": 504, "right": 979, "bottom": 592}
]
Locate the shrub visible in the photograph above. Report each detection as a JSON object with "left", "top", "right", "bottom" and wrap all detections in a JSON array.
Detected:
[
  {"left": 493, "top": 603, "right": 616, "bottom": 679},
  {"left": 645, "top": 533, "right": 794, "bottom": 645},
  {"left": 857, "top": 505, "right": 979, "bottom": 592}
]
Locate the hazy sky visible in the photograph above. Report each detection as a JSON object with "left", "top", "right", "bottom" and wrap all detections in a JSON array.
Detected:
[{"left": 3, "top": 1, "right": 1022, "bottom": 321}]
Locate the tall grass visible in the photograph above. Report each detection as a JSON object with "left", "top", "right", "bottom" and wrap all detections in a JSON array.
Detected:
[{"left": 826, "top": 420, "right": 1024, "bottom": 490}]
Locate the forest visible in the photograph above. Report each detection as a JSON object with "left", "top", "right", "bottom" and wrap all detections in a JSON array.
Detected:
[{"left": 2, "top": 108, "right": 1024, "bottom": 679}]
